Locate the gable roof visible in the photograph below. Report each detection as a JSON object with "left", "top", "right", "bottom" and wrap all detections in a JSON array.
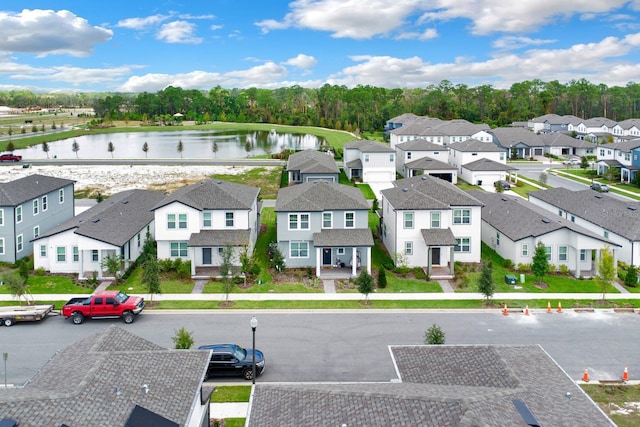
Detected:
[
  {"left": 468, "top": 190, "right": 618, "bottom": 244},
  {"left": 0, "top": 326, "right": 211, "bottom": 427},
  {"left": 449, "top": 138, "right": 504, "bottom": 152},
  {"left": 539, "top": 132, "right": 597, "bottom": 149},
  {"left": 527, "top": 188, "right": 640, "bottom": 241},
  {"left": 344, "top": 140, "right": 395, "bottom": 153},
  {"left": 382, "top": 175, "right": 483, "bottom": 210},
  {"left": 153, "top": 179, "right": 259, "bottom": 211},
  {"left": 489, "top": 128, "right": 544, "bottom": 149},
  {"left": 287, "top": 150, "right": 339, "bottom": 174},
  {"left": 248, "top": 345, "right": 613, "bottom": 427},
  {"left": 34, "top": 189, "right": 165, "bottom": 246},
  {"left": 432, "top": 119, "right": 490, "bottom": 136},
  {"left": 405, "top": 157, "right": 455, "bottom": 171},
  {"left": 275, "top": 181, "right": 369, "bottom": 212},
  {"left": 604, "top": 139, "right": 640, "bottom": 153},
  {"left": 395, "top": 138, "right": 444, "bottom": 151},
  {"left": 463, "top": 158, "right": 515, "bottom": 172},
  {"left": 0, "top": 174, "right": 75, "bottom": 207}
]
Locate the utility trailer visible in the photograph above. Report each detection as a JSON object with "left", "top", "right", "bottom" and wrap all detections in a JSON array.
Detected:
[{"left": 0, "top": 304, "right": 54, "bottom": 326}]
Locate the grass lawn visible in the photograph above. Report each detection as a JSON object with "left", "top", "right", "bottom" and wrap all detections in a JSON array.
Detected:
[
  {"left": 254, "top": 207, "right": 276, "bottom": 283},
  {"left": 376, "top": 273, "right": 442, "bottom": 293},
  {"left": 210, "top": 386, "right": 251, "bottom": 403},
  {"left": 111, "top": 267, "right": 195, "bottom": 293},
  {"left": 0, "top": 275, "right": 92, "bottom": 294},
  {"left": 202, "top": 280, "right": 322, "bottom": 293},
  {"left": 582, "top": 384, "right": 640, "bottom": 427},
  {"left": 356, "top": 183, "right": 376, "bottom": 200},
  {"left": 213, "top": 166, "right": 283, "bottom": 199}
]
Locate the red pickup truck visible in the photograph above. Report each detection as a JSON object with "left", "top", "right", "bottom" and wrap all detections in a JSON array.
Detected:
[
  {"left": 62, "top": 290, "right": 145, "bottom": 325},
  {"left": 0, "top": 153, "right": 22, "bottom": 162}
]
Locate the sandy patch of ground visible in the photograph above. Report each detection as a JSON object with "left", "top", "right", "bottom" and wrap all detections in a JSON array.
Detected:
[{"left": 0, "top": 164, "right": 257, "bottom": 196}]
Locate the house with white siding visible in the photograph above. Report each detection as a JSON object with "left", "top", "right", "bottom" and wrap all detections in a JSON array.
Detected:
[{"left": 343, "top": 140, "right": 396, "bottom": 183}]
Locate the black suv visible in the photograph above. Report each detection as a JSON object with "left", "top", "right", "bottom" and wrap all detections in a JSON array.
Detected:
[{"left": 198, "top": 343, "right": 265, "bottom": 380}]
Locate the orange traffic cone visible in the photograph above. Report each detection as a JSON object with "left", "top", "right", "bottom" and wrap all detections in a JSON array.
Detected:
[
  {"left": 557, "top": 302, "right": 563, "bottom": 313},
  {"left": 524, "top": 305, "right": 530, "bottom": 316},
  {"left": 547, "top": 301, "right": 552, "bottom": 314},
  {"left": 622, "top": 366, "right": 629, "bottom": 382},
  {"left": 503, "top": 304, "right": 509, "bottom": 316},
  {"left": 582, "top": 367, "right": 589, "bottom": 382}
]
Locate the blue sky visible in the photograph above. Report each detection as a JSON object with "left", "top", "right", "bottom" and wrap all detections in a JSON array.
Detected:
[{"left": 1, "top": 1, "right": 640, "bottom": 93}]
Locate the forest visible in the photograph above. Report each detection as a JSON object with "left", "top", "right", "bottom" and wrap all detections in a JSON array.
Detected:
[{"left": 2, "top": 78, "right": 640, "bottom": 133}]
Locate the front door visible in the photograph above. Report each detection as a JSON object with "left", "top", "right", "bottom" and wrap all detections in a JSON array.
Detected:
[
  {"left": 323, "top": 248, "right": 331, "bottom": 265},
  {"left": 202, "top": 248, "right": 212, "bottom": 265},
  {"left": 431, "top": 248, "right": 441, "bottom": 266}
]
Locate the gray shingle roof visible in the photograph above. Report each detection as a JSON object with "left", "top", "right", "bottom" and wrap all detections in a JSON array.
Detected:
[
  {"left": 395, "top": 138, "right": 444, "bottom": 151},
  {"left": 433, "top": 120, "right": 489, "bottom": 136},
  {"left": 0, "top": 173, "right": 75, "bottom": 207},
  {"left": 527, "top": 188, "right": 640, "bottom": 241},
  {"left": 421, "top": 228, "right": 457, "bottom": 246},
  {"left": 604, "top": 139, "right": 640, "bottom": 152},
  {"left": 463, "top": 158, "right": 515, "bottom": 172},
  {"left": 313, "top": 228, "right": 374, "bottom": 247},
  {"left": 539, "top": 132, "right": 597, "bottom": 149},
  {"left": 287, "top": 150, "right": 339, "bottom": 174},
  {"left": 344, "top": 140, "right": 395, "bottom": 153},
  {"left": 469, "top": 190, "right": 619, "bottom": 244},
  {"left": 0, "top": 326, "right": 210, "bottom": 427},
  {"left": 618, "top": 118, "right": 640, "bottom": 130},
  {"left": 489, "top": 127, "right": 544, "bottom": 149},
  {"left": 248, "top": 345, "right": 614, "bottom": 427},
  {"left": 405, "top": 157, "right": 455, "bottom": 171},
  {"left": 449, "top": 138, "right": 505, "bottom": 152},
  {"left": 382, "top": 175, "right": 483, "bottom": 210},
  {"left": 153, "top": 179, "right": 259, "bottom": 211},
  {"left": 34, "top": 189, "right": 165, "bottom": 246},
  {"left": 275, "top": 182, "right": 369, "bottom": 212},
  {"left": 188, "top": 229, "right": 250, "bottom": 246}
]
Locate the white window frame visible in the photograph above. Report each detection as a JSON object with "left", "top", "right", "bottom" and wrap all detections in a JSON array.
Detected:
[
  {"left": 431, "top": 211, "right": 441, "bottom": 229},
  {"left": 364, "top": 154, "right": 370, "bottom": 162},
  {"left": 33, "top": 225, "right": 39, "bottom": 239},
  {"left": 40, "top": 245, "right": 46, "bottom": 257},
  {"left": 33, "top": 199, "right": 39, "bottom": 216},
  {"left": 92, "top": 249, "right": 99, "bottom": 262},
  {"left": 16, "top": 205, "right": 22, "bottom": 224},
  {"left": 545, "top": 246, "right": 552, "bottom": 262},
  {"left": 225, "top": 212, "right": 234, "bottom": 227},
  {"left": 170, "top": 242, "right": 188, "bottom": 257},
  {"left": 57, "top": 246, "right": 66, "bottom": 262},
  {"left": 345, "top": 212, "right": 355, "bottom": 228},
  {"left": 403, "top": 212, "right": 414, "bottom": 229},
  {"left": 580, "top": 249, "right": 587, "bottom": 261},
  {"left": 322, "top": 212, "right": 333, "bottom": 229},
  {"left": 167, "top": 214, "right": 176, "bottom": 229},
  {"left": 405, "top": 241, "right": 413, "bottom": 255},
  {"left": 178, "top": 213, "right": 187, "bottom": 229},
  {"left": 290, "top": 241, "right": 309, "bottom": 258},
  {"left": 455, "top": 237, "right": 471, "bottom": 253},
  {"left": 521, "top": 243, "right": 529, "bottom": 257},
  {"left": 17, "top": 234, "right": 23, "bottom": 252},
  {"left": 337, "top": 247, "right": 345, "bottom": 256},
  {"left": 137, "top": 233, "right": 141, "bottom": 248},
  {"left": 73, "top": 246, "right": 79, "bottom": 262},
  {"left": 453, "top": 209, "right": 471, "bottom": 225},
  {"left": 203, "top": 211, "right": 212, "bottom": 227},
  {"left": 558, "top": 246, "right": 568, "bottom": 262},
  {"left": 289, "top": 213, "right": 310, "bottom": 230},
  {"left": 0, "top": 238, "right": 4, "bottom": 255},
  {"left": 59, "top": 189, "right": 64, "bottom": 204},
  {"left": 42, "top": 195, "right": 48, "bottom": 212}
]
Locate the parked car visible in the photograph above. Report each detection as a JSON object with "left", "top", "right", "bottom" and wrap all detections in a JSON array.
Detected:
[
  {"left": 590, "top": 182, "right": 609, "bottom": 192},
  {"left": 494, "top": 180, "right": 511, "bottom": 190},
  {"left": 62, "top": 290, "right": 145, "bottom": 325},
  {"left": 198, "top": 343, "right": 265, "bottom": 380},
  {"left": 0, "top": 153, "right": 22, "bottom": 162},
  {"left": 563, "top": 157, "right": 581, "bottom": 166}
]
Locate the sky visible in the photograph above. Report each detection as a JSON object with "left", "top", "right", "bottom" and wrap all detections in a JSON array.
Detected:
[{"left": 1, "top": 1, "right": 640, "bottom": 93}]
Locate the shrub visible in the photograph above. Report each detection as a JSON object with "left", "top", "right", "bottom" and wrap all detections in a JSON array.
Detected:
[
  {"left": 172, "top": 327, "right": 194, "bottom": 349},
  {"left": 502, "top": 259, "right": 514, "bottom": 269},
  {"left": 34, "top": 267, "right": 46, "bottom": 276},
  {"left": 232, "top": 275, "right": 244, "bottom": 285},
  {"left": 517, "top": 263, "right": 531, "bottom": 273},
  {"left": 624, "top": 265, "right": 638, "bottom": 287},
  {"left": 382, "top": 258, "right": 394, "bottom": 270},
  {"left": 424, "top": 324, "right": 446, "bottom": 345},
  {"left": 394, "top": 266, "right": 411, "bottom": 276},
  {"left": 558, "top": 264, "right": 570, "bottom": 276},
  {"left": 176, "top": 261, "right": 191, "bottom": 280},
  {"left": 377, "top": 268, "right": 387, "bottom": 289},
  {"left": 414, "top": 267, "right": 428, "bottom": 280}
]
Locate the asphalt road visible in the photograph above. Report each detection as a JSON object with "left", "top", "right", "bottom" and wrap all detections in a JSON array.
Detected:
[{"left": 2, "top": 310, "right": 638, "bottom": 386}]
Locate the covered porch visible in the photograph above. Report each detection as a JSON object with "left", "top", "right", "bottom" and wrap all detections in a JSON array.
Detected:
[
  {"left": 312, "top": 228, "right": 374, "bottom": 278},
  {"left": 187, "top": 229, "right": 250, "bottom": 277},
  {"left": 421, "top": 228, "right": 456, "bottom": 279}
]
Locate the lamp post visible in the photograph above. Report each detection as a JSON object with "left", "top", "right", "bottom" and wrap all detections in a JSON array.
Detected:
[{"left": 250, "top": 316, "right": 258, "bottom": 385}]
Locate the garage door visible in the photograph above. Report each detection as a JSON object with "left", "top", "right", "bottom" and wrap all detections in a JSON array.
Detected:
[
  {"left": 364, "top": 171, "right": 395, "bottom": 183},
  {"left": 306, "top": 176, "right": 336, "bottom": 183}
]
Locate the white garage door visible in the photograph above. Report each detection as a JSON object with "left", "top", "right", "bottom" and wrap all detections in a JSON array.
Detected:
[{"left": 364, "top": 171, "right": 395, "bottom": 183}]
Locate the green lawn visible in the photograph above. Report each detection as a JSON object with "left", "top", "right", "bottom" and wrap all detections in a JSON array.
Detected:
[
  {"left": 0, "top": 275, "right": 92, "bottom": 294},
  {"left": 210, "top": 386, "right": 251, "bottom": 403},
  {"left": 213, "top": 167, "right": 283, "bottom": 200},
  {"left": 111, "top": 268, "right": 195, "bottom": 293}
]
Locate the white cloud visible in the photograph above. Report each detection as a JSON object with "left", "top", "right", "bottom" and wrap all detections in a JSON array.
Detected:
[
  {"left": 492, "top": 36, "right": 557, "bottom": 51},
  {"left": 156, "top": 21, "right": 202, "bottom": 44},
  {"left": 0, "top": 9, "right": 112, "bottom": 57},
  {"left": 396, "top": 28, "right": 438, "bottom": 40},
  {"left": 284, "top": 54, "right": 318, "bottom": 69},
  {"left": 116, "top": 14, "right": 168, "bottom": 30}
]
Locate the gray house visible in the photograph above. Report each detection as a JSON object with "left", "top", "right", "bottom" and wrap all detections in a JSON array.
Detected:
[
  {"left": 0, "top": 174, "right": 75, "bottom": 263},
  {"left": 490, "top": 127, "right": 545, "bottom": 158},
  {"left": 274, "top": 181, "right": 373, "bottom": 277},
  {"left": 286, "top": 150, "right": 339, "bottom": 183}
]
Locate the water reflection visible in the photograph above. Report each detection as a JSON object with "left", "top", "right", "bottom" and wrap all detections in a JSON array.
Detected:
[{"left": 15, "top": 129, "right": 325, "bottom": 160}]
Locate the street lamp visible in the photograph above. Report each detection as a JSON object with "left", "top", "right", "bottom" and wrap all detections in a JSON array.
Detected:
[{"left": 250, "top": 316, "right": 258, "bottom": 385}]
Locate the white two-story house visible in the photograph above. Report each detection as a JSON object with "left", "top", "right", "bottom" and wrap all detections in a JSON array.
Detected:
[
  {"left": 379, "top": 175, "right": 483, "bottom": 277},
  {"left": 152, "top": 179, "right": 260, "bottom": 277},
  {"left": 395, "top": 139, "right": 450, "bottom": 177},
  {"left": 274, "top": 181, "right": 373, "bottom": 278},
  {"left": 343, "top": 140, "right": 396, "bottom": 183}
]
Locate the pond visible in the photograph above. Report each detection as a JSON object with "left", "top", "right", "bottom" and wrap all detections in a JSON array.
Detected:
[{"left": 14, "top": 129, "right": 326, "bottom": 160}]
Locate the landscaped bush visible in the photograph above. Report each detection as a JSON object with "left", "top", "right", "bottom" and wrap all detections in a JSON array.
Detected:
[
  {"left": 393, "top": 266, "right": 411, "bottom": 276},
  {"left": 502, "top": 259, "right": 514, "bottom": 269},
  {"left": 558, "top": 265, "right": 570, "bottom": 276},
  {"left": 34, "top": 267, "right": 46, "bottom": 276},
  {"left": 382, "top": 258, "right": 394, "bottom": 270},
  {"left": 414, "top": 267, "right": 429, "bottom": 281},
  {"left": 517, "top": 263, "right": 531, "bottom": 273}
]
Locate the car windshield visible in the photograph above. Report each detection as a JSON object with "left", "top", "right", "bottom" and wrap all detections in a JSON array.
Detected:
[
  {"left": 115, "top": 291, "right": 129, "bottom": 303},
  {"left": 233, "top": 345, "right": 247, "bottom": 361}
]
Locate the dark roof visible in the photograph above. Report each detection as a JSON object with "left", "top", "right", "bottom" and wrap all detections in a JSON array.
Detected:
[
  {"left": 382, "top": 175, "right": 483, "bottom": 210},
  {"left": 395, "top": 138, "right": 444, "bottom": 151},
  {"left": 287, "top": 150, "right": 339, "bottom": 174},
  {"left": 421, "top": 228, "right": 457, "bottom": 246},
  {"left": 405, "top": 157, "right": 455, "bottom": 171},
  {"left": 188, "top": 229, "right": 250, "bottom": 246},
  {"left": 34, "top": 189, "right": 165, "bottom": 246},
  {"left": 248, "top": 345, "right": 613, "bottom": 427},
  {"left": 313, "top": 228, "right": 374, "bottom": 247},
  {"left": 463, "top": 158, "right": 515, "bottom": 172},
  {"left": 489, "top": 127, "right": 544, "bottom": 149},
  {"left": 153, "top": 179, "right": 259, "bottom": 211},
  {"left": 275, "top": 182, "right": 369, "bottom": 212},
  {"left": 0, "top": 326, "right": 211, "bottom": 427},
  {"left": 0, "top": 174, "right": 75, "bottom": 207},
  {"left": 539, "top": 132, "right": 597, "bottom": 149},
  {"left": 469, "top": 190, "right": 619, "bottom": 244},
  {"left": 449, "top": 138, "right": 505, "bottom": 152},
  {"left": 344, "top": 140, "right": 395, "bottom": 153},
  {"left": 527, "top": 188, "right": 640, "bottom": 241}
]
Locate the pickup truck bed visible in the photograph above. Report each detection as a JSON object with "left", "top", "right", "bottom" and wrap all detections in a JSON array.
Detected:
[{"left": 0, "top": 304, "right": 54, "bottom": 326}]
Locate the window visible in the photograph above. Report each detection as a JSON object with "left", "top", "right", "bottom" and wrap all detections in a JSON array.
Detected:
[
  {"left": 40, "top": 245, "right": 46, "bottom": 257},
  {"left": 33, "top": 199, "right": 39, "bottom": 215},
  {"left": 521, "top": 244, "right": 529, "bottom": 257},
  {"left": 455, "top": 237, "right": 471, "bottom": 253},
  {"left": 17, "top": 234, "right": 23, "bottom": 252},
  {"left": 500, "top": 152, "right": 505, "bottom": 161},
  {"left": 345, "top": 212, "right": 355, "bottom": 228},
  {"left": 364, "top": 154, "right": 369, "bottom": 162},
  {"left": 33, "top": 226, "right": 39, "bottom": 239},
  {"left": 218, "top": 247, "right": 224, "bottom": 254},
  {"left": 405, "top": 241, "right": 413, "bottom": 255},
  {"left": 170, "top": 242, "right": 188, "bottom": 257},
  {"left": 137, "top": 233, "right": 141, "bottom": 248},
  {"left": 73, "top": 246, "right": 79, "bottom": 262},
  {"left": 0, "top": 209, "right": 3, "bottom": 226},
  {"left": 322, "top": 212, "right": 332, "bottom": 228},
  {"left": 178, "top": 213, "right": 187, "bottom": 229},
  {"left": 289, "top": 213, "right": 310, "bottom": 230},
  {"left": 404, "top": 212, "right": 414, "bottom": 229},
  {"left": 225, "top": 212, "right": 234, "bottom": 227},
  {"left": 337, "top": 247, "right": 345, "bottom": 256},
  {"left": 604, "top": 231, "right": 609, "bottom": 238},
  {"left": 580, "top": 249, "right": 587, "bottom": 261},
  {"left": 453, "top": 209, "right": 471, "bottom": 224},
  {"left": 16, "top": 206, "right": 22, "bottom": 223},
  {"left": 431, "top": 211, "right": 441, "bottom": 228},
  {"left": 57, "top": 246, "right": 66, "bottom": 262},
  {"left": 407, "top": 152, "right": 412, "bottom": 160},
  {"left": 0, "top": 238, "right": 4, "bottom": 255},
  {"left": 290, "top": 241, "right": 308, "bottom": 258},
  {"left": 59, "top": 189, "right": 64, "bottom": 203},
  {"left": 558, "top": 246, "right": 567, "bottom": 261},
  {"left": 203, "top": 212, "right": 212, "bottom": 227},
  {"left": 389, "top": 154, "right": 394, "bottom": 162},
  {"left": 558, "top": 209, "right": 562, "bottom": 216},
  {"left": 496, "top": 232, "right": 500, "bottom": 246},
  {"left": 167, "top": 214, "right": 176, "bottom": 229},
  {"left": 571, "top": 215, "right": 575, "bottom": 222},
  {"left": 92, "top": 250, "right": 99, "bottom": 262},
  {"left": 545, "top": 246, "right": 552, "bottom": 261},
  {"left": 42, "top": 196, "right": 48, "bottom": 211}
]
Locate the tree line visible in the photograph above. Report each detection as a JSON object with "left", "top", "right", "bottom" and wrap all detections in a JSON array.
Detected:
[{"left": 3, "top": 79, "right": 640, "bottom": 132}]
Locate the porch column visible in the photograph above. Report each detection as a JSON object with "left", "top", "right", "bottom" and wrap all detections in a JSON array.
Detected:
[
  {"left": 190, "top": 246, "right": 196, "bottom": 276},
  {"left": 366, "top": 247, "right": 371, "bottom": 275},
  {"left": 427, "top": 247, "right": 432, "bottom": 277},
  {"left": 351, "top": 247, "right": 357, "bottom": 277},
  {"left": 449, "top": 246, "right": 454, "bottom": 276},
  {"left": 575, "top": 248, "right": 581, "bottom": 278},
  {"left": 78, "top": 249, "right": 85, "bottom": 280},
  {"left": 315, "top": 247, "right": 321, "bottom": 278}
]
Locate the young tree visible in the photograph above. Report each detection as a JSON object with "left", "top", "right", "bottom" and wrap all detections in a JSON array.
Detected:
[
  {"left": 100, "top": 254, "right": 123, "bottom": 284},
  {"left": 495, "top": 181, "right": 504, "bottom": 193},
  {"left": 269, "top": 245, "right": 286, "bottom": 272},
  {"left": 172, "top": 327, "right": 194, "bottom": 349},
  {"left": 220, "top": 245, "right": 235, "bottom": 301},
  {"left": 624, "top": 265, "right": 638, "bottom": 288},
  {"left": 140, "top": 230, "right": 157, "bottom": 264},
  {"left": 580, "top": 156, "right": 590, "bottom": 170},
  {"left": 532, "top": 241, "right": 549, "bottom": 284},
  {"left": 71, "top": 140, "right": 80, "bottom": 158},
  {"left": 42, "top": 141, "right": 50, "bottom": 158},
  {"left": 377, "top": 268, "right": 387, "bottom": 289},
  {"left": 424, "top": 324, "right": 446, "bottom": 345},
  {"left": 177, "top": 139, "right": 184, "bottom": 158},
  {"left": 142, "top": 141, "right": 149, "bottom": 157},
  {"left": 539, "top": 172, "right": 548, "bottom": 185},
  {"left": 596, "top": 246, "right": 616, "bottom": 300},
  {"left": 477, "top": 260, "right": 495, "bottom": 301},
  {"left": 239, "top": 246, "right": 252, "bottom": 286},
  {"left": 6, "top": 141, "right": 15, "bottom": 152},
  {"left": 212, "top": 141, "right": 218, "bottom": 158},
  {"left": 142, "top": 256, "right": 161, "bottom": 303},
  {"left": 1, "top": 270, "right": 32, "bottom": 305},
  {"left": 355, "top": 270, "right": 374, "bottom": 303},
  {"left": 107, "top": 141, "right": 115, "bottom": 158}
]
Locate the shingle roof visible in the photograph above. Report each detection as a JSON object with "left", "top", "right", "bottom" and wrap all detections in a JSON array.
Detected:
[
  {"left": 0, "top": 174, "right": 75, "bottom": 207},
  {"left": 275, "top": 182, "right": 369, "bottom": 212},
  {"left": 34, "top": 189, "right": 165, "bottom": 246},
  {"left": 153, "top": 179, "right": 259, "bottom": 211},
  {"left": 395, "top": 138, "right": 444, "bottom": 151},
  {"left": 382, "top": 175, "right": 483, "bottom": 210},
  {"left": 0, "top": 326, "right": 211, "bottom": 427},
  {"left": 344, "top": 140, "right": 395, "bottom": 153},
  {"left": 539, "top": 132, "right": 598, "bottom": 148},
  {"left": 313, "top": 228, "right": 374, "bottom": 247},
  {"left": 287, "top": 150, "right": 339, "bottom": 174},
  {"left": 469, "top": 190, "right": 619, "bottom": 244},
  {"left": 584, "top": 117, "right": 618, "bottom": 128},
  {"left": 604, "top": 139, "right": 640, "bottom": 152},
  {"left": 527, "top": 188, "right": 640, "bottom": 241},
  {"left": 248, "top": 345, "right": 614, "bottom": 427},
  {"left": 463, "top": 158, "right": 515, "bottom": 172},
  {"left": 489, "top": 127, "right": 544, "bottom": 149},
  {"left": 618, "top": 118, "right": 640, "bottom": 130},
  {"left": 188, "top": 229, "right": 250, "bottom": 246},
  {"left": 421, "top": 228, "right": 457, "bottom": 246},
  {"left": 433, "top": 120, "right": 489, "bottom": 136},
  {"left": 405, "top": 157, "right": 455, "bottom": 171},
  {"left": 450, "top": 138, "right": 505, "bottom": 152}
]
